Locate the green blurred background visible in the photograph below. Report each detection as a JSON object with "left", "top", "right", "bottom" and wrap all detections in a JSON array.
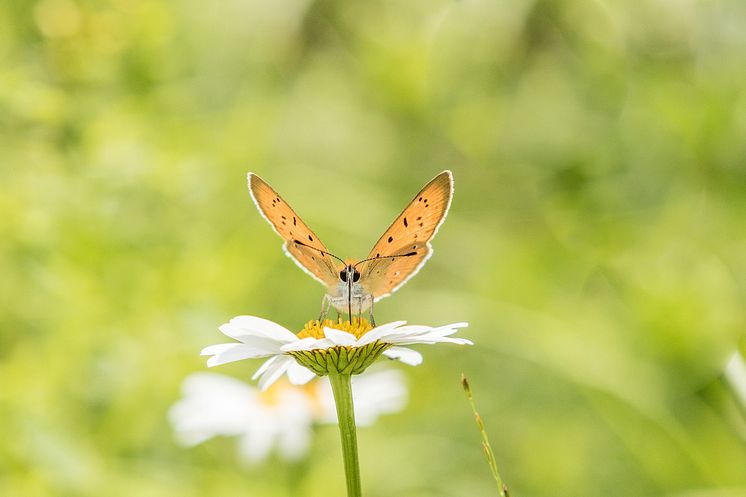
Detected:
[{"left": 3, "top": 0, "right": 746, "bottom": 495}]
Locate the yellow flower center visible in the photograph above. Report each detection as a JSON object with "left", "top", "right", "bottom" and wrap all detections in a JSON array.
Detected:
[
  {"left": 288, "top": 318, "right": 387, "bottom": 376},
  {"left": 256, "top": 379, "right": 290, "bottom": 407},
  {"left": 257, "top": 379, "right": 321, "bottom": 411},
  {"left": 297, "top": 318, "right": 374, "bottom": 340}
]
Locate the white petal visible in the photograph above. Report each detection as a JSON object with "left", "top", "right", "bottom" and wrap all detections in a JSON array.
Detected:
[
  {"left": 205, "top": 344, "right": 274, "bottom": 367},
  {"left": 234, "top": 387, "right": 314, "bottom": 463},
  {"left": 419, "top": 322, "right": 470, "bottom": 339},
  {"left": 180, "top": 372, "right": 254, "bottom": 397},
  {"left": 315, "top": 369, "right": 408, "bottom": 426},
  {"left": 315, "top": 380, "right": 336, "bottom": 421},
  {"left": 432, "top": 322, "right": 469, "bottom": 334},
  {"left": 352, "top": 369, "right": 408, "bottom": 426},
  {"left": 287, "top": 361, "right": 316, "bottom": 385},
  {"left": 257, "top": 356, "right": 294, "bottom": 391},
  {"left": 355, "top": 321, "right": 408, "bottom": 345},
  {"left": 277, "top": 423, "right": 312, "bottom": 461},
  {"left": 364, "top": 326, "right": 431, "bottom": 345},
  {"left": 382, "top": 346, "right": 423, "bottom": 366},
  {"left": 281, "top": 337, "right": 335, "bottom": 351},
  {"left": 231, "top": 335, "right": 292, "bottom": 353},
  {"left": 382, "top": 323, "right": 472, "bottom": 346},
  {"left": 375, "top": 325, "right": 433, "bottom": 343},
  {"left": 219, "top": 316, "right": 298, "bottom": 343},
  {"left": 252, "top": 356, "right": 280, "bottom": 381},
  {"left": 323, "top": 327, "right": 358, "bottom": 346},
  {"left": 389, "top": 336, "right": 473, "bottom": 346},
  {"left": 168, "top": 373, "right": 257, "bottom": 446},
  {"left": 238, "top": 425, "right": 276, "bottom": 464},
  {"left": 171, "top": 429, "right": 214, "bottom": 447},
  {"left": 200, "top": 343, "right": 237, "bottom": 356},
  {"left": 275, "top": 391, "right": 314, "bottom": 461},
  {"left": 281, "top": 337, "right": 324, "bottom": 351},
  {"left": 202, "top": 336, "right": 285, "bottom": 361}
]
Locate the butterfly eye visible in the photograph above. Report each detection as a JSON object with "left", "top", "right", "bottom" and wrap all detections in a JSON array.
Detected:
[
  {"left": 339, "top": 270, "right": 347, "bottom": 282},
  {"left": 352, "top": 269, "right": 361, "bottom": 283}
]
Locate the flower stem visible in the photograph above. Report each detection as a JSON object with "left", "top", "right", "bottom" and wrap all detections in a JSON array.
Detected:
[{"left": 328, "top": 373, "right": 362, "bottom": 497}]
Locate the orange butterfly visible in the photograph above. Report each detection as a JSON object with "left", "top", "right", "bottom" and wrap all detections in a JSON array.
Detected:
[{"left": 247, "top": 171, "right": 454, "bottom": 323}]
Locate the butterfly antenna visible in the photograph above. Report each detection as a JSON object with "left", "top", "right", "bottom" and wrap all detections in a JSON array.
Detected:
[
  {"left": 293, "top": 238, "right": 356, "bottom": 322},
  {"left": 353, "top": 250, "right": 419, "bottom": 268},
  {"left": 291, "top": 239, "right": 346, "bottom": 265}
]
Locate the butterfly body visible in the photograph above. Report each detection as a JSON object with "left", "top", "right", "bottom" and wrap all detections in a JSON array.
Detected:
[
  {"left": 247, "top": 171, "right": 454, "bottom": 322},
  {"left": 328, "top": 276, "right": 372, "bottom": 314}
]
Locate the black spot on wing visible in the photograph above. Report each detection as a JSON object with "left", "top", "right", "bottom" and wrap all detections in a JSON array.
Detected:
[{"left": 403, "top": 217, "right": 408, "bottom": 227}]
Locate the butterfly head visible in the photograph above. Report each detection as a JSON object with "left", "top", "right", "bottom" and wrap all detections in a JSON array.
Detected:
[{"left": 339, "top": 263, "right": 361, "bottom": 283}]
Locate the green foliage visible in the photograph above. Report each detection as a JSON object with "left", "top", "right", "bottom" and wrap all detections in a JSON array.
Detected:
[{"left": 2, "top": 0, "right": 746, "bottom": 495}]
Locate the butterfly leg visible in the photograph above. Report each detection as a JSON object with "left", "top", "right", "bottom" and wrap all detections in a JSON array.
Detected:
[
  {"left": 367, "top": 295, "right": 376, "bottom": 327},
  {"left": 355, "top": 295, "right": 365, "bottom": 325},
  {"left": 318, "top": 295, "right": 331, "bottom": 322}
]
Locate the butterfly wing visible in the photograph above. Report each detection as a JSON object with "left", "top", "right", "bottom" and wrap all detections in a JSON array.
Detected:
[
  {"left": 359, "top": 170, "right": 454, "bottom": 301},
  {"left": 247, "top": 173, "right": 339, "bottom": 288}
]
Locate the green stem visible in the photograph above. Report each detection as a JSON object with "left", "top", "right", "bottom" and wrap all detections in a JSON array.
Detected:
[
  {"left": 461, "top": 374, "right": 510, "bottom": 497},
  {"left": 328, "top": 373, "right": 362, "bottom": 497}
]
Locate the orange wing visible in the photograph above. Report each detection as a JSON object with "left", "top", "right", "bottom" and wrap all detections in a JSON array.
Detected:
[
  {"left": 247, "top": 173, "right": 339, "bottom": 288},
  {"left": 359, "top": 170, "right": 453, "bottom": 301}
]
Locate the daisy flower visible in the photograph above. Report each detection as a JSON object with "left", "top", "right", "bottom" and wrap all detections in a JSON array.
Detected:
[
  {"left": 168, "top": 369, "right": 408, "bottom": 463},
  {"left": 201, "top": 317, "right": 471, "bottom": 390}
]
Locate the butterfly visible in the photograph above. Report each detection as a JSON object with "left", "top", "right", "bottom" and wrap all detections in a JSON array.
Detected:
[{"left": 247, "top": 170, "right": 454, "bottom": 324}]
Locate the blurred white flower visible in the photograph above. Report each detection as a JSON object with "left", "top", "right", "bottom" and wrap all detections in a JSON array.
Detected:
[
  {"left": 725, "top": 351, "right": 746, "bottom": 408},
  {"left": 316, "top": 368, "right": 408, "bottom": 427},
  {"left": 169, "top": 369, "right": 408, "bottom": 463},
  {"left": 201, "top": 317, "right": 471, "bottom": 390}
]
